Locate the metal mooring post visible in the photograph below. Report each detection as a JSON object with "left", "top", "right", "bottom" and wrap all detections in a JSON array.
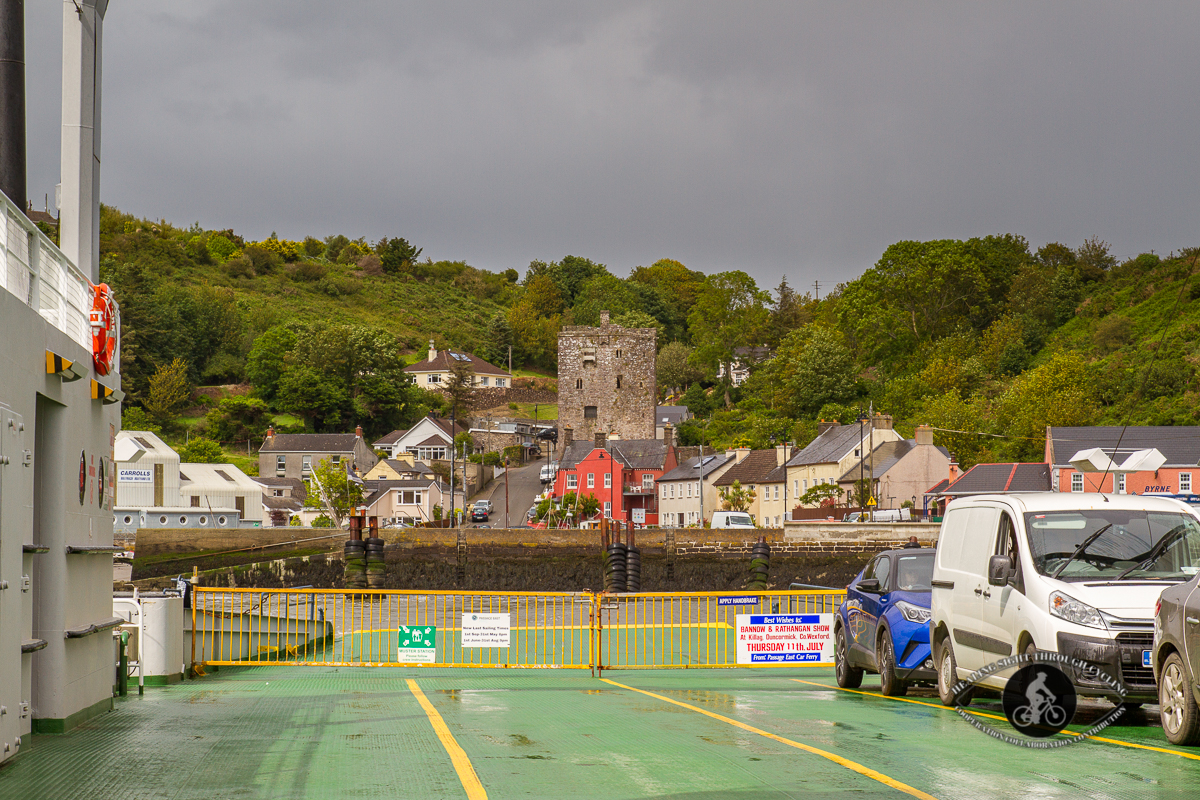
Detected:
[{"left": 117, "top": 631, "right": 129, "bottom": 697}]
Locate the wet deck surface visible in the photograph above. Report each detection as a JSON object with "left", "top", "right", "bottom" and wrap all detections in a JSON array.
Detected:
[{"left": 1, "top": 665, "right": 1197, "bottom": 799}]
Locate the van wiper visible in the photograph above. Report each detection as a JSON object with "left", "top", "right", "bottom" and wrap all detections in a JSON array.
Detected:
[
  {"left": 1051, "top": 524, "right": 1113, "bottom": 579},
  {"left": 1113, "top": 524, "right": 1188, "bottom": 581}
]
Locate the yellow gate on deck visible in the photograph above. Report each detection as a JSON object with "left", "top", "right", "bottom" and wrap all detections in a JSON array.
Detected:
[{"left": 189, "top": 587, "right": 845, "bottom": 671}]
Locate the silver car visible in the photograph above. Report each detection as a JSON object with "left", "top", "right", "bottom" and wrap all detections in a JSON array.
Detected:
[{"left": 1153, "top": 570, "right": 1200, "bottom": 745}]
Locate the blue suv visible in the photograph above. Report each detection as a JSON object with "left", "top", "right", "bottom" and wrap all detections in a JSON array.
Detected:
[{"left": 835, "top": 547, "right": 936, "bottom": 696}]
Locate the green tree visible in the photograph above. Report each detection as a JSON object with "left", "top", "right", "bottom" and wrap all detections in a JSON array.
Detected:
[
  {"left": 549, "top": 255, "right": 607, "bottom": 305},
  {"left": 479, "top": 311, "right": 515, "bottom": 368},
  {"left": 145, "top": 357, "right": 191, "bottom": 425},
  {"left": 246, "top": 325, "right": 298, "bottom": 402},
  {"left": 718, "top": 480, "right": 757, "bottom": 513},
  {"left": 444, "top": 360, "right": 476, "bottom": 415},
  {"left": 308, "top": 457, "right": 363, "bottom": 527},
  {"left": 276, "top": 365, "right": 348, "bottom": 430},
  {"left": 687, "top": 271, "right": 770, "bottom": 403},
  {"left": 766, "top": 277, "right": 813, "bottom": 346},
  {"left": 629, "top": 258, "right": 706, "bottom": 336},
  {"left": 993, "top": 350, "right": 1098, "bottom": 461},
  {"left": 610, "top": 309, "right": 662, "bottom": 332},
  {"left": 770, "top": 327, "right": 857, "bottom": 416},
  {"left": 376, "top": 236, "right": 423, "bottom": 275},
  {"left": 657, "top": 342, "right": 702, "bottom": 394},
  {"left": 799, "top": 481, "right": 842, "bottom": 507},
  {"left": 121, "top": 406, "right": 160, "bottom": 434},
  {"left": 203, "top": 395, "right": 270, "bottom": 443},
  {"left": 179, "top": 438, "right": 224, "bottom": 463}
]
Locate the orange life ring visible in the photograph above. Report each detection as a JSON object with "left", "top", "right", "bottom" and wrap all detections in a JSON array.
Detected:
[{"left": 90, "top": 283, "right": 116, "bottom": 376}]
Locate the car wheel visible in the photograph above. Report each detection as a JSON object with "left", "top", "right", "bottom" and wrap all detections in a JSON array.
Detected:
[
  {"left": 835, "top": 625, "right": 863, "bottom": 689},
  {"left": 1160, "top": 652, "right": 1200, "bottom": 746},
  {"left": 937, "top": 636, "right": 972, "bottom": 707},
  {"left": 878, "top": 631, "right": 908, "bottom": 697}
]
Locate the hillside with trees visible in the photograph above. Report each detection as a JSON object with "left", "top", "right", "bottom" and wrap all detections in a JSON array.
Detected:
[{"left": 99, "top": 204, "right": 1200, "bottom": 472}]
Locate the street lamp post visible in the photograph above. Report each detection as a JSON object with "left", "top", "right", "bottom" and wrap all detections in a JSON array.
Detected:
[{"left": 857, "top": 412, "right": 867, "bottom": 511}]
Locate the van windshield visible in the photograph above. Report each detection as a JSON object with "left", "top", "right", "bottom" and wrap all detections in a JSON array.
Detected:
[
  {"left": 1024, "top": 509, "right": 1200, "bottom": 582},
  {"left": 725, "top": 514, "right": 753, "bottom": 526}
]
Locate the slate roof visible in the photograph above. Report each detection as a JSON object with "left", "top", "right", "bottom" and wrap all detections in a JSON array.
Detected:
[
  {"left": 932, "top": 463, "right": 1052, "bottom": 496},
  {"left": 253, "top": 476, "right": 308, "bottom": 502},
  {"left": 656, "top": 406, "right": 691, "bottom": 426},
  {"left": 262, "top": 495, "right": 302, "bottom": 512},
  {"left": 786, "top": 424, "right": 865, "bottom": 467},
  {"left": 836, "top": 440, "right": 952, "bottom": 483},
  {"left": 1047, "top": 426, "right": 1200, "bottom": 468},
  {"left": 375, "top": 458, "right": 434, "bottom": 475},
  {"left": 403, "top": 350, "right": 509, "bottom": 377},
  {"left": 559, "top": 439, "right": 672, "bottom": 471},
  {"left": 714, "top": 450, "right": 785, "bottom": 486},
  {"left": 413, "top": 435, "right": 451, "bottom": 448},
  {"left": 660, "top": 453, "right": 734, "bottom": 482},
  {"left": 260, "top": 433, "right": 359, "bottom": 453},
  {"left": 372, "top": 429, "right": 407, "bottom": 447}
]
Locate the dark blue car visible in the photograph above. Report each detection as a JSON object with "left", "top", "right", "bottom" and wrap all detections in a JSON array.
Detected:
[{"left": 834, "top": 547, "right": 936, "bottom": 696}]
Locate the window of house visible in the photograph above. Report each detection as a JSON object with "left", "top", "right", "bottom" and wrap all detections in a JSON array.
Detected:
[
  {"left": 604, "top": 501, "right": 612, "bottom": 516},
  {"left": 668, "top": 484, "right": 675, "bottom": 498},
  {"left": 1181, "top": 473, "right": 1193, "bottom": 493},
  {"left": 587, "top": 473, "right": 595, "bottom": 488},
  {"left": 774, "top": 515, "right": 780, "bottom": 527},
  {"left": 604, "top": 473, "right": 612, "bottom": 488},
  {"left": 616, "top": 349, "right": 622, "bottom": 359},
  {"left": 428, "top": 374, "right": 441, "bottom": 383},
  {"left": 496, "top": 378, "right": 506, "bottom": 388},
  {"left": 273, "top": 489, "right": 283, "bottom": 497},
  {"left": 616, "top": 375, "right": 622, "bottom": 389},
  {"left": 576, "top": 378, "right": 583, "bottom": 390},
  {"left": 567, "top": 474, "right": 578, "bottom": 489},
  {"left": 584, "top": 406, "right": 597, "bottom": 419},
  {"left": 642, "top": 474, "right": 654, "bottom": 490},
  {"left": 276, "top": 455, "right": 286, "bottom": 476},
  {"left": 331, "top": 455, "right": 341, "bottom": 465},
  {"left": 802, "top": 479, "right": 808, "bottom": 491},
  {"left": 1117, "top": 473, "right": 1126, "bottom": 494},
  {"left": 773, "top": 485, "right": 779, "bottom": 500},
  {"left": 686, "top": 482, "right": 692, "bottom": 498},
  {"left": 479, "top": 377, "right": 489, "bottom": 386},
  {"left": 1071, "top": 472, "right": 1083, "bottom": 492},
  {"left": 695, "top": 481, "right": 700, "bottom": 496},
  {"left": 302, "top": 455, "right": 312, "bottom": 474}
]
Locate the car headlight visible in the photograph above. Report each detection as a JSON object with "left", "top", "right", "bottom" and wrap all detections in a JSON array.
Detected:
[
  {"left": 1049, "top": 591, "right": 1106, "bottom": 629},
  {"left": 895, "top": 600, "right": 931, "bottom": 624}
]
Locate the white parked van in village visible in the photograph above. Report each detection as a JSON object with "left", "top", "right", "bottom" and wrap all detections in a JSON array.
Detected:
[
  {"left": 710, "top": 511, "right": 756, "bottom": 529},
  {"left": 930, "top": 492, "right": 1200, "bottom": 707}
]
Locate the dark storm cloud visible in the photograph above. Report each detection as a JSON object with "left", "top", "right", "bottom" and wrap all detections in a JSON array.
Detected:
[{"left": 22, "top": 2, "right": 1200, "bottom": 293}]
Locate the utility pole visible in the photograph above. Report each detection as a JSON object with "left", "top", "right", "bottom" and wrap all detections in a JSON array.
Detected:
[
  {"left": 813, "top": 280, "right": 821, "bottom": 301},
  {"left": 449, "top": 409, "right": 455, "bottom": 528}
]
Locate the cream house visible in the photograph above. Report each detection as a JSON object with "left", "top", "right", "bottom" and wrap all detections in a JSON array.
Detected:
[
  {"left": 712, "top": 446, "right": 793, "bottom": 528},
  {"left": 657, "top": 451, "right": 737, "bottom": 527},
  {"left": 785, "top": 416, "right": 903, "bottom": 507}
]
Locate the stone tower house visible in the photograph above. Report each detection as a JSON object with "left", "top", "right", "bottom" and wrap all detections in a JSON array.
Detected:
[{"left": 558, "top": 310, "right": 657, "bottom": 451}]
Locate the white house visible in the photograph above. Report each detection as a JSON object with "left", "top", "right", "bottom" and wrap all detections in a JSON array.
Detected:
[
  {"left": 403, "top": 340, "right": 512, "bottom": 391},
  {"left": 372, "top": 414, "right": 469, "bottom": 461},
  {"left": 656, "top": 451, "right": 737, "bottom": 527}
]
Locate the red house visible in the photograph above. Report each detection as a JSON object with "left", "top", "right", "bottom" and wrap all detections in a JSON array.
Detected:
[
  {"left": 552, "top": 434, "right": 678, "bottom": 525},
  {"left": 1047, "top": 426, "right": 1200, "bottom": 497}
]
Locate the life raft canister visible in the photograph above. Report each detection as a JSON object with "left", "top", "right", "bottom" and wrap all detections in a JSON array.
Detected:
[{"left": 90, "top": 283, "right": 116, "bottom": 375}]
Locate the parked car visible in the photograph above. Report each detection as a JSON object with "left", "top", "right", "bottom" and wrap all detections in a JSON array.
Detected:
[
  {"left": 844, "top": 509, "right": 911, "bottom": 523},
  {"left": 539, "top": 462, "right": 559, "bottom": 483},
  {"left": 470, "top": 502, "right": 489, "bottom": 522},
  {"left": 710, "top": 511, "right": 755, "bottom": 529},
  {"left": 835, "top": 547, "right": 936, "bottom": 695},
  {"left": 1153, "top": 569, "right": 1200, "bottom": 745},
  {"left": 931, "top": 493, "right": 1200, "bottom": 707}
]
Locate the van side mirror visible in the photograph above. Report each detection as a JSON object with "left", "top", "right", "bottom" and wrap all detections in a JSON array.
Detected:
[
  {"left": 988, "top": 555, "right": 1012, "bottom": 587},
  {"left": 857, "top": 578, "right": 881, "bottom": 593}
]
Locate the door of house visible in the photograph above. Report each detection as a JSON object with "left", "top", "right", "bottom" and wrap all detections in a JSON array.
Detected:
[{"left": 153, "top": 463, "right": 164, "bottom": 506}]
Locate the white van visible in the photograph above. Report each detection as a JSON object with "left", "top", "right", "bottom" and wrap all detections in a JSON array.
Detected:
[
  {"left": 539, "top": 462, "right": 559, "bottom": 483},
  {"left": 844, "top": 509, "right": 911, "bottom": 523},
  {"left": 930, "top": 493, "right": 1200, "bottom": 706},
  {"left": 711, "top": 511, "right": 756, "bottom": 529}
]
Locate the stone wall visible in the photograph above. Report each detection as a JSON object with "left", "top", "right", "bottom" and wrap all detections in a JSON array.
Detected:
[{"left": 558, "top": 313, "right": 656, "bottom": 450}]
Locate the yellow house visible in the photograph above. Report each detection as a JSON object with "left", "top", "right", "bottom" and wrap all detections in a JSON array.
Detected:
[
  {"left": 363, "top": 452, "right": 437, "bottom": 482},
  {"left": 785, "top": 416, "right": 903, "bottom": 506}
]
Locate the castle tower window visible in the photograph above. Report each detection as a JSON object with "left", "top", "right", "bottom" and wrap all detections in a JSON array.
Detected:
[
  {"left": 584, "top": 406, "right": 597, "bottom": 419},
  {"left": 616, "top": 375, "right": 622, "bottom": 389},
  {"left": 616, "top": 349, "right": 622, "bottom": 359},
  {"left": 576, "top": 378, "right": 582, "bottom": 390}
]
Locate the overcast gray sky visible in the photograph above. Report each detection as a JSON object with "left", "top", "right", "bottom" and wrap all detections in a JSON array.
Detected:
[{"left": 22, "top": 2, "right": 1200, "bottom": 293}]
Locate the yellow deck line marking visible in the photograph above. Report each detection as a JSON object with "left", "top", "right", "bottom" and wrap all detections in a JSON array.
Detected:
[
  {"left": 407, "top": 679, "right": 488, "bottom": 799},
  {"left": 791, "top": 678, "right": 1200, "bottom": 762},
  {"left": 602, "top": 678, "right": 938, "bottom": 800}
]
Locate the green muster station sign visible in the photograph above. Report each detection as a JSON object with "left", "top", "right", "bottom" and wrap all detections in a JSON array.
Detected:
[{"left": 397, "top": 625, "right": 437, "bottom": 663}]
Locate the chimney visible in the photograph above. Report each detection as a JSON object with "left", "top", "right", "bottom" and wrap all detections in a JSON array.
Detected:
[
  {"left": 355, "top": 425, "right": 364, "bottom": 439},
  {"left": 266, "top": 426, "right": 274, "bottom": 439},
  {"left": 663, "top": 424, "right": 673, "bottom": 449},
  {"left": 776, "top": 444, "right": 790, "bottom": 467},
  {"left": 428, "top": 339, "right": 437, "bottom": 363},
  {"left": 915, "top": 425, "right": 933, "bottom": 446},
  {"left": 600, "top": 310, "right": 610, "bottom": 326},
  {"left": 949, "top": 458, "right": 959, "bottom": 484},
  {"left": 563, "top": 425, "right": 573, "bottom": 448},
  {"left": 595, "top": 431, "right": 608, "bottom": 449},
  {"left": 873, "top": 413, "right": 893, "bottom": 431},
  {"left": 817, "top": 420, "right": 840, "bottom": 436},
  {"left": 735, "top": 446, "right": 750, "bottom": 463}
]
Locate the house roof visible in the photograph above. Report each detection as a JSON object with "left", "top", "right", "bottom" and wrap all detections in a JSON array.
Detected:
[
  {"left": 656, "top": 406, "right": 690, "bottom": 426},
  {"left": 933, "top": 463, "right": 1052, "bottom": 496},
  {"left": 659, "top": 453, "right": 734, "bottom": 482},
  {"left": 714, "top": 450, "right": 785, "bottom": 486},
  {"left": 403, "top": 350, "right": 510, "bottom": 377},
  {"left": 372, "top": 429, "right": 408, "bottom": 447},
  {"left": 786, "top": 424, "right": 865, "bottom": 467},
  {"left": 362, "top": 478, "right": 451, "bottom": 506},
  {"left": 1048, "top": 426, "right": 1200, "bottom": 468},
  {"left": 177, "top": 463, "right": 261, "bottom": 490},
  {"left": 260, "top": 433, "right": 359, "bottom": 453},
  {"left": 262, "top": 495, "right": 302, "bottom": 512},
  {"left": 413, "top": 435, "right": 451, "bottom": 449},
  {"left": 559, "top": 439, "right": 672, "bottom": 471},
  {"left": 925, "top": 478, "right": 951, "bottom": 496},
  {"left": 375, "top": 458, "right": 434, "bottom": 475},
  {"left": 253, "top": 476, "right": 308, "bottom": 502},
  {"left": 733, "top": 346, "right": 773, "bottom": 361},
  {"left": 836, "top": 440, "right": 951, "bottom": 483}
]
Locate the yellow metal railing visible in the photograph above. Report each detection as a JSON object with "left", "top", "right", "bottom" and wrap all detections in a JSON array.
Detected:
[{"left": 190, "top": 588, "right": 845, "bottom": 672}]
